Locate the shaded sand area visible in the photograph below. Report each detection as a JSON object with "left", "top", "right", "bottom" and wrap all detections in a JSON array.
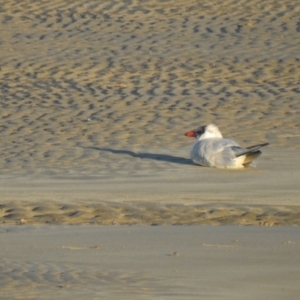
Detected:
[
  {"left": 1, "top": 225, "right": 300, "bottom": 299},
  {"left": 1, "top": 0, "right": 300, "bottom": 298}
]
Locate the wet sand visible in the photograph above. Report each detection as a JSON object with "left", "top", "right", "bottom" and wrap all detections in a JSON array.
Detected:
[{"left": 1, "top": 225, "right": 300, "bottom": 300}]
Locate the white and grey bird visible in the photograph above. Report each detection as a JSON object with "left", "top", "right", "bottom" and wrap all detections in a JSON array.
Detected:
[{"left": 184, "top": 124, "right": 269, "bottom": 169}]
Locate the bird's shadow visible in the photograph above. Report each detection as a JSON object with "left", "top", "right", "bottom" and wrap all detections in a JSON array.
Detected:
[{"left": 81, "top": 147, "right": 194, "bottom": 166}]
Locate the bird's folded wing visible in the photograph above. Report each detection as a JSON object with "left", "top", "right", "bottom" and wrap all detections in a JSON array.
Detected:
[{"left": 233, "top": 143, "right": 269, "bottom": 157}]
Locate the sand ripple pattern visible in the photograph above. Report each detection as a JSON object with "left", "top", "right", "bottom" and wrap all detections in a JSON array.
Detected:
[
  {"left": 1, "top": 201, "right": 300, "bottom": 226},
  {"left": 0, "top": 0, "right": 300, "bottom": 175},
  {"left": 0, "top": 260, "right": 170, "bottom": 300}
]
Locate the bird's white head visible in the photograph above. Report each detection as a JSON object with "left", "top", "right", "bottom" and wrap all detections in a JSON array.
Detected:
[{"left": 184, "top": 123, "right": 223, "bottom": 140}]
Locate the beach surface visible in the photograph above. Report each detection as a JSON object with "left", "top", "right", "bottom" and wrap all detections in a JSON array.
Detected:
[
  {"left": 1, "top": 0, "right": 300, "bottom": 298},
  {"left": 1, "top": 225, "right": 300, "bottom": 300}
]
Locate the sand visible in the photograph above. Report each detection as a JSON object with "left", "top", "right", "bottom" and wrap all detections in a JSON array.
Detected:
[
  {"left": 1, "top": 0, "right": 300, "bottom": 298},
  {"left": 1, "top": 146, "right": 300, "bottom": 226},
  {"left": 1, "top": 225, "right": 300, "bottom": 300}
]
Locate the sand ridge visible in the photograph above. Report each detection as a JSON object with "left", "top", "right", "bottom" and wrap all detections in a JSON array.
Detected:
[{"left": 1, "top": 201, "right": 300, "bottom": 226}]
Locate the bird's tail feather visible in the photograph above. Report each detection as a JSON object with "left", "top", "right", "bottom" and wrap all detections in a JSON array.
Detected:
[{"left": 242, "top": 151, "right": 262, "bottom": 166}]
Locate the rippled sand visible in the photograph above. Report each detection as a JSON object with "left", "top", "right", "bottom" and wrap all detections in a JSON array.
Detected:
[
  {"left": 1, "top": 1, "right": 300, "bottom": 298},
  {"left": 0, "top": 0, "right": 300, "bottom": 175}
]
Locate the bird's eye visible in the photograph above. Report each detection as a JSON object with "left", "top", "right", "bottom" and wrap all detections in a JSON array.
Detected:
[{"left": 196, "top": 126, "right": 206, "bottom": 135}]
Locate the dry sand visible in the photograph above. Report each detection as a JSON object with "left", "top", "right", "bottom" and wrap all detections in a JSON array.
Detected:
[{"left": 1, "top": 0, "right": 300, "bottom": 298}]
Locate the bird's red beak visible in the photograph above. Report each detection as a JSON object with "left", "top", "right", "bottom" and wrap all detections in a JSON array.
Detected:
[{"left": 184, "top": 130, "right": 197, "bottom": 138}]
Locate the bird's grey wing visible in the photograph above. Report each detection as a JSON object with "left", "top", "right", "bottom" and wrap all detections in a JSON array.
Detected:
[
  {"left": 234, "top": 143, "right": 269, "bottom": 157},
  {"left": 209, "top": 139, "right": 240, "bottom": 153}
]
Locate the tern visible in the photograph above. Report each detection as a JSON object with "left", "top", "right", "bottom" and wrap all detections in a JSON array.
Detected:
[{"left": 185, "top": 124, "right": 269, "bottom": 169}]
